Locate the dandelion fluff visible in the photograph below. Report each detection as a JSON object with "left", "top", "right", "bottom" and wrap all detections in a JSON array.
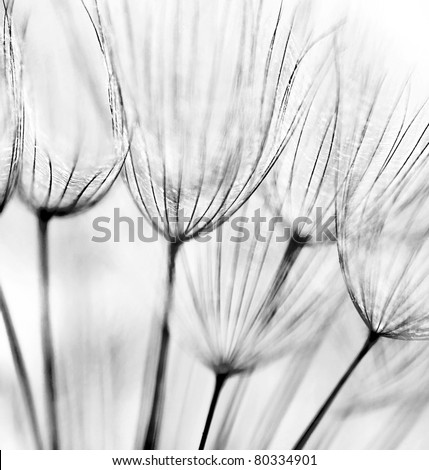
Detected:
[
  {"left": 112, "top": 0, "right": 325, "bottom": 240},
  {"left": 172, "top": 201, "right": 345, "bottom": 374},
  {"left": 19, "top": 0, "right": 124, "bottom": 217}
]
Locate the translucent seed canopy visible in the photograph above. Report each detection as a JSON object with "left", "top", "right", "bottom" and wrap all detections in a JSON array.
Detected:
[
  {"left": 337, "top": 55, "right": 429, "bottom": 234},
  {"left": 0, "top": 11, "right": 23, "bottom": 213},
  {"left": 171, "top": 199, "right": 345, "bottom": 375},
  {"left": 110, "top": 0, "right": 322, "bottom": 241},
  {"left": 19, "top": 0, "right": 124, "bottom": 217},
  {"left": 334, "top": 37, "right": 429, "bottom": 342},
  {"left": 337, "top": 89, "right": 429, "bottom": 340},
  {"left": 265, "top": 63, "right": 339, "bottom": 243},
  {"left": 338, "top": 199, "right": 429, "bottom": 341}
]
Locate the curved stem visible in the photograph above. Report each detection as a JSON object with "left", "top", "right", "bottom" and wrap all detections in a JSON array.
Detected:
[
  {"left": 38, "top": 211, "right": 59, "bottom": 450},
  {"left": 141, "top": 240, "right": 180, "bottom": 450},
  {"left": 293, "top": 330, "right": 379, "bottom": 450},
  {"left": 0, "top": 285, "right": 43, "bottom": 449},
  {"left": 264, "top": 234, "right": 307, "bottom": 315},
  {"left": 199, "top": 372, "right": 228, "bottom": 450}
]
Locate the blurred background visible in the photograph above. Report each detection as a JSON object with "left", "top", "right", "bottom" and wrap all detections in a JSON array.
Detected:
[{"left": 1, "top": 0, "right": 429, "bottom": 450}]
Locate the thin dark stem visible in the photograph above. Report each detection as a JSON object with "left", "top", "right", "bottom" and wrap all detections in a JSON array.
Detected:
[
  {"left": 214, "top": 373, "right": 249, "bottom": 449},
  {"left": 38, "top": 211, "right": 59, "bottom": 450},
  {"left": 293, "top": 330, "right": 379, "bottom": 450},
  {"left": 0, "top": 285, "right": 43, "bottom": 449},
  {"left": 261, "top": 233, "right": 308, "bottom": 325},
  {"left": 199, "top": 372, "right": 228, "bottom": 450},
  {"left": 142, "top": 240, "right": 181, "bottom": 450}
]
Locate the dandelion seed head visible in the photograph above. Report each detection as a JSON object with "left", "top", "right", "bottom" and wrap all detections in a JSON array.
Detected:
[
  {"left": 18, "top": 0, "right": 125, "bottom": 217},
  {"left": 339, "top": 222, "right": 429, "bottom": 340},
  {"left": 107, "top": 0, "right": 325, "bottom": 241},
  {"left": 337, "top": 61, "right": 429, "bottom": 340},
  {"left": 171, "top": 198, "right": 345, "bottom": 375}
]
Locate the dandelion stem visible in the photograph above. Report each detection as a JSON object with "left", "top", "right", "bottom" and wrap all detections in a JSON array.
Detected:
[
  {"left": 0, "top": 285, "right": 43, "bottom": 449},
  {"left": 142, "top": 240, "right": 181, "bottom": 450},
  {"left": 199, "top": 372, "right": 228, "bottom": 450},
  {"left": 38, "top": 211, "right": 59, "bottom": 450},
  {"left": 214, "top": 373, "right": 250, "bottom": 449},
  {"left": 262, "top": 234, "right": 308, "bottom": 324},
  {"left": 293, "top": 330, "right": 379, "bottom": 450}
]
